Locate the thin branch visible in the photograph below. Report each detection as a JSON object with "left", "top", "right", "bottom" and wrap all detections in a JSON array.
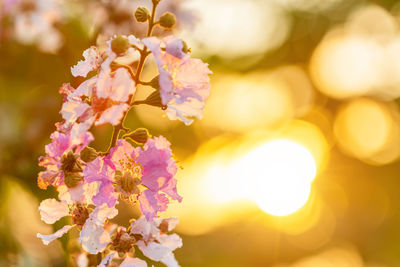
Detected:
[{"left": 106, "top": 0, "right": 160, "bottom": 153}]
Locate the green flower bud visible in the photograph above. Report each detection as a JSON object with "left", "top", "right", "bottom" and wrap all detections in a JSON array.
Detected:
[
  {"left": 124, "top": 128, "right": 149, "bottom": 144},
  {"left": 61, "top": 151, "right": 82, "bottom": 173},
  {"left": 111, "top": 35, "right": 130, "bottom": 55},
  {"left": 80, "top": 146, "right": 98, "bottom": 163},
  {"left": 64, "top": 173, "right": 83, "bottom": 188},
  {"left": 135, "top": 6, "right": 150, "bottom": 23},
  {"left": 159, "top": 12, "right": 176, "bottom": 29}
]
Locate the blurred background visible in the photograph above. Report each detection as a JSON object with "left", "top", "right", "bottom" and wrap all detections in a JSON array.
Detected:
[{"left": 2, "top": 0, "right": 400, "bottom": 266}]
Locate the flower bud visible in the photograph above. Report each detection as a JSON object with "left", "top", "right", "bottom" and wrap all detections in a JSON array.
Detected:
[
  {"left": 159, "top": 12, "right": 176, "bottom": 29},
  {"left": 111, "top": 35, "right": 130, "bottom": 55},
  {"left": 80, "top": 146, "right": 98, "bottom": 163},
  {"left": 135, "top": 7, "right": 150, "bottom": 23},
  {"left": 64, "top": 172, "right": 83, "bottom": 188},
  {"left": 124, "top": 128, "right": 149, "bottom": 144},
  {"left": 61, "top": 151, "right": 82, "bottom": 173}
]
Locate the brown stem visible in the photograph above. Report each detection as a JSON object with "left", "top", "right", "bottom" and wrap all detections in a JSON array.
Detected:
[{"left": 106, "top": 0, "right": 160, "bottom": 152}]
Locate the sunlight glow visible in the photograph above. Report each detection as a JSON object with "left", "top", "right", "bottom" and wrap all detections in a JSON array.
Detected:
[{"left": 235, "top": 139, "right": 317, "bottom": 216}]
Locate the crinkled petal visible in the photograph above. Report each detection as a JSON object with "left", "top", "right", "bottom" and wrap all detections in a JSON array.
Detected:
[
  {"left": 160, "top": 252, "right": 180, "bottom": 267},
  {"left": 71, "top": 47, "right": 101, "bottom": 77},
  {"left": 164, "top": 36, "right": 186, "bottom": 59},
  {"left": 137, "top": 240, "right": 171, "bottom": 262},
  {"left": 161, "top": 178, "right": 182, "bottom": 202},
  {"left": 57, "top": 182, "right": 98, "bottom": 205},
  {"left": 154, "top": 217, "right": 179, "bottom": 232},
  {"left": 92, "top": 182, "right": 118, "bottom": 208},
  {"left": 79, "top": 221, "right": 111, "bottom": 254},
  {"left": 37, "top": 225, "right": 75, "bottom": 245},
  {"left": 84, "top": 157, "right": 113, "bottom": 183},
  {"left": 130, "top": 216, "right": 159, "bottom": 240},
  {"left": 89, "top": 204, "right": 118, "bottom": 225},
  {"left": 39, "top": 198, "right": 70, "bottom": 224},
  {"left": 158, "top": 233, "right": 183, "bottom": 251},
  {"left": 61, "top": 99, "right": 91, "bottom": 125},
  {"left": 120, "top": 257, "right": 148, "bottom": 267},
  {"left": 45, "top": 131, "right": 72, "bottom": 158},
  {"left": 98, "top": 252, "right": 117, "bottom": 267},
  {"left": 38, "top": 170, "right": 62, "bottom": 189},
  {"left": 138, "top": 190, "right": 169, "bottom": 221},
  {"left": 77, "top": 253, "right": 89, "bottom": 267},
  {"left": 96, "top": 68, "right": 135, "bottom": 102},
  {"left": 165, "top": 98, "right": 204, "bottom": 125},
  {"left": 95, "top": 103, "right": 129, "bottom": 126},
  {"left": 106, "top": 139, "right": 137, "bottom": 170}
]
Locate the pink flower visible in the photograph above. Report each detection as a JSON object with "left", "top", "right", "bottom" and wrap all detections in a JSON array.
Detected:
[
  {"left": 83, "top": 156, "right": 118, "bottom": 208},
  {"left": 142, "top": 36, "right": 212, "bottom": 125},
  {"left": 61, "top": 68, "right": 135, "bottom": 132},
  {"left": 137, "top": 136, "right": 182, "bottom": 221},
  {"left": 105, "top": 137, "right": 182, "bottom": 221},
  {"left": 38, "top": 130, "right": 93, "bottom": 189},
  {"left": 130, "top": 216, "right": 182, "bottom": 267}
]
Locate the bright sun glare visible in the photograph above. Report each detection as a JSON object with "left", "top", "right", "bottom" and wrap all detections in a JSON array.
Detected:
[{"left": 236, "top": 139, "right": 317, "bottom": 216}]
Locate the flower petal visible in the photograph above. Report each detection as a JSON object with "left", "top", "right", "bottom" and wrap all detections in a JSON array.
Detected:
[
  {"left": 71, "top": 47, "right": 101, "bottom": 77},
  {"left": 95, "top": 103, "right": 129, "bottom": 126},
  {"left": 39, "top": 198, "right": 70, "bottom": 224},
  {"left": 98, "top": 252, "right": 117, "bottom": 267},
  {"left": 79, "top": 221, "right": 111, "bottom": 254},
  {"left": 120, "top": 256, "right": 148, "bottom": 267},
  {"left": 138, "top": 190, "right": 169, "bottom": 221},
  {"left": 37, "top": 225, "right": 75, "bottom": 245}
]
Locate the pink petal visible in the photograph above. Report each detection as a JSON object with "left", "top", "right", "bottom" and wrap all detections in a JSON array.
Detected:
[
  {"left": 105, "top": 139, "right": 137, "bottom": 170},
  {"left": 98, "top": 252, "right": 117, "bottom": 267},
  {"left": 79, "top": 221, "right": 111, "bottom": 254},
  {"left": 120, "top": 257, "right": 148, "bottom": 267},
  {"left": 37, "top": 170, "right": 62, "bottom": 189},
  {"left": 95, "top": 103, "right": 129, "bottom": 126},
  {"left": 39, "top": 198, "right": 70, "bottom": 224},
  {"left": 136, "top": 240, "right": 171, "bottom": 262},
  {"left": 37, "top": 225, "right": 75, "bottom": 245},
  {"left": 89, "top": 204, "right": 118, "bottom": 225},
  {"left": 71, "top": 47, "right": 101, "bottom": 77},
  {"left": 96, "top": 68, "right": 135, "bottom": 102},
  {"left": 92, "top": 182, "right": 118, "bottom": 208},
  {"left": 138, "top": 190, "right": 169, "bottom": 221}
]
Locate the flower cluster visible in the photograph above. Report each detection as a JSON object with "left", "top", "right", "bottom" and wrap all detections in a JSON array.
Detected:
[
  {"left": 1, "top": 0, "right": 65, "bottom": 53},
  {"left": 0, "top": 0, "right": 194, "bottom": 54},
  {"left": 36, "top": 1, "right": 211, "bottom": 266}
]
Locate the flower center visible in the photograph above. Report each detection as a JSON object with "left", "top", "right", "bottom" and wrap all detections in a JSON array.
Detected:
[
  {"left": 91, "top": 96, "right": 115, "bottom": 114},
  {"left": 72, "top": 205, "right": 90, "bottom": 226}
]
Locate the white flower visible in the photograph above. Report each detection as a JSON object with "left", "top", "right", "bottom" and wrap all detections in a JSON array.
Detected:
[
  {"left": 78, "top": 204, "right": 118, "bottom": 254},
  {"left": 71, "top": 47, "right": 102, "bottom": 77},
  {"left": 130, "top": 217, "right": 182, "bottom": 267}
]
